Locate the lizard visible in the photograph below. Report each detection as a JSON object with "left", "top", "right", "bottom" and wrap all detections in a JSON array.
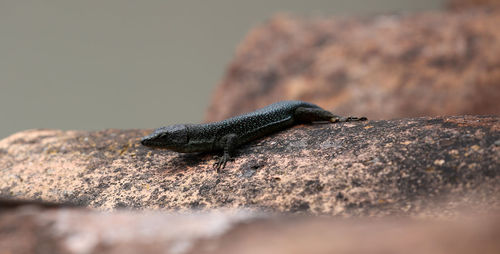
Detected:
[{"left": 141, "top": 100, "right": 367, "bottom": 172}]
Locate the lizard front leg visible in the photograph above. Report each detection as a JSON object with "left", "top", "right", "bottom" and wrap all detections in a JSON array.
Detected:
[{"left": 213, "top": 133, "right": 238, "bottom": 172}]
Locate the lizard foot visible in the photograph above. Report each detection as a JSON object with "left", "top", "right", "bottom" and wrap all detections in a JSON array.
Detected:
[
  {"left": 330, "top": 116, "right": 367, "bottom": 122},
  {"left": 213, "top": 154, "right": 233, "bottom": 173}
]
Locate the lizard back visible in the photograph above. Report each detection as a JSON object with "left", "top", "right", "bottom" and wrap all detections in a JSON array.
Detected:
[{"left": 195, "top": 101, "right": 321, "bottom": 147}]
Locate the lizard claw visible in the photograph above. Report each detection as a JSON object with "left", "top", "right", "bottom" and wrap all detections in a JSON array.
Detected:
[{"left": 213, "top": 154, "right": 231, "bottom": 173}]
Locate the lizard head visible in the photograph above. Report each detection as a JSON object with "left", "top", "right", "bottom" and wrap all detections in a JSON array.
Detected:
[{"left": 140, "top": 124, "right": 189, "bottom": 149}]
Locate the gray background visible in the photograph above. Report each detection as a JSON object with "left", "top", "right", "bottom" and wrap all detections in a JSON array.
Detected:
[{"left": 0, "top": 0, "right": 444, "bottom": 139}]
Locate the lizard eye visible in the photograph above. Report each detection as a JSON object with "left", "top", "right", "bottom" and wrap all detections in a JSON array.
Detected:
[{"left": 161, "top": 124, "right": 188, "bottom": 145}]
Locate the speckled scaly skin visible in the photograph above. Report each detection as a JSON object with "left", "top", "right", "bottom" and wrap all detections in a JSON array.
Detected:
[{"left": 141, "top": 101, "right": 366, "bottom": 171}]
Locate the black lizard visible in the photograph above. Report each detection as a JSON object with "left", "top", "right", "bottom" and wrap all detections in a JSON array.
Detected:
[{"left": 141, "top": 101, "right": 366, "bottom": 172}]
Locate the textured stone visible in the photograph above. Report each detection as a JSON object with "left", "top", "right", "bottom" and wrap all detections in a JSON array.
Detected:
[
  {"left": 1, "top": 116, "right": 499, "bottom": 215},
  {"left": 205, "top": 8, "right": 500, "bottom": 122},
  {"left": 1, "top": 205, "right": 499, "bottom": 254}
]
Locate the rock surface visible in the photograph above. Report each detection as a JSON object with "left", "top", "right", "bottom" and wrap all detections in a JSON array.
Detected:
[
  {"left": 1, "top": 116, "right": 499, "bottom": 215},
  {"left": 205, "top": 7, "right": 500, "bottom": 122},
  {"left": 1, "top": 205, "right": 499, "bottom": 254}
]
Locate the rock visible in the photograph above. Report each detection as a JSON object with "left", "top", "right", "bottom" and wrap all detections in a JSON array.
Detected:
[
  {"left": 205, "top": 8, "right": 500, "bottom": 122},
  {"left": 1, "top": 205, "right": 499, "bottom": 254},
  {"left": 0, "top": 197, "right": 76, "bottom": 211},
  {"left": 1, "top": 116, "right": 499, "bottom": 215}
]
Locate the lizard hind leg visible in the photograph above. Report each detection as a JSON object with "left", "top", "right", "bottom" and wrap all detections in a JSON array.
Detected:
[
  {"left": 294, "top": 107, "right": 367, "bottom": 123},
  {"left": 294, "top": 107, "right": 342, "bottom": 123}
]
